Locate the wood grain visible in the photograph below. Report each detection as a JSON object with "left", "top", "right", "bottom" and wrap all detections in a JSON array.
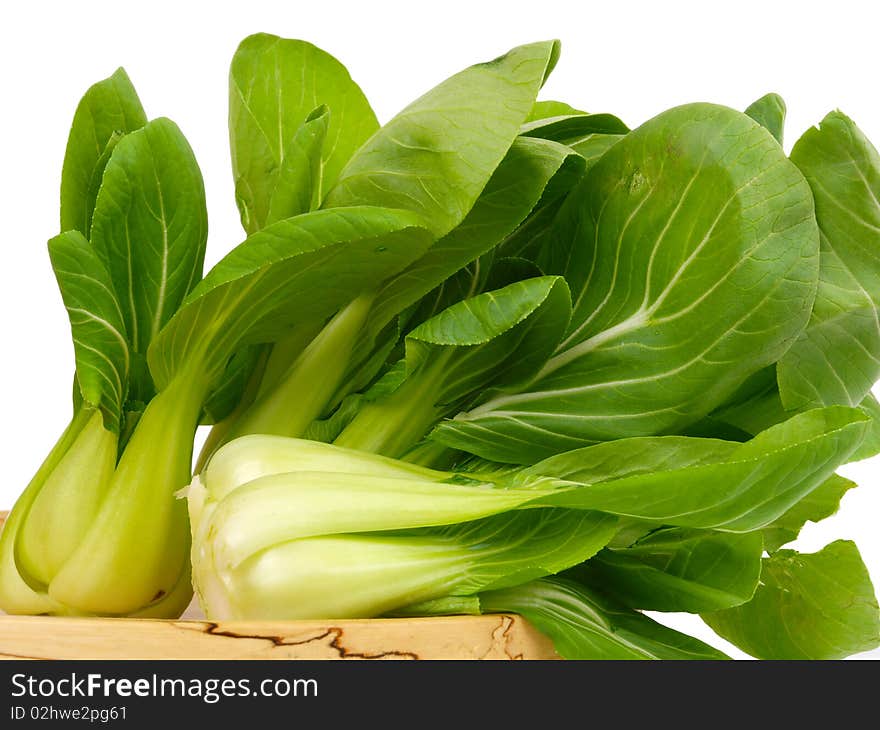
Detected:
[{"left": 0, "top": 512, "right": 559, "bottom": 660}]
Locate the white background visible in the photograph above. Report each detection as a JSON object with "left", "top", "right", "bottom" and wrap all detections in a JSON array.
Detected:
[{"left": 0, "top": 0, "right": 877, "bottom": 658}]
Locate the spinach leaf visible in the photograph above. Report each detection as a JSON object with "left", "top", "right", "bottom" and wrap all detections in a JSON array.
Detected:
[{"left": 703, "top": 541, "right": 880, "bottom": 659}]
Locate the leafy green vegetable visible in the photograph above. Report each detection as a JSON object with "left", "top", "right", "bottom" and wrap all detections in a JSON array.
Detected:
[
  {"left": 199, "top": 39, "right": 566, "bottom": 457},
  {"left": 576, "top": 528, "right": 763, "bottom": 613},
  {"left": 335, "top": 276, "right": 571, "bottom": 457},
  {"left": 761, "top": 474, "right": 857, "bottom": 552},
  {"left": 189, "top": 436, "right": 616, "bottom": 619},
  {"left": 480, "top": 576, "right": 730, "bottom": 660},
  {"left": 354, "top": 137, "right": 583, "bottom": 359},
  {"left": 703, "top": 541, "right": 880, "bottom": 659},
  {"left": 90, "top": 117, "right": 208, "bottom": 402},
  {"left": 528, "top": 407, "right": 867, "bottom": 530},
  {"left": 229, "top": 34, "right": 378, "bottom": 233},
  {"left": 0, "top": 72, "right": 207, "bottom": 617},
  {"left": 60, "top": 68, "right": 147, "bottom": 235},
  {"left": 745, "top": 92, "right": 786, "bottom": 144},
  {"left": 148, "top": 207, "right": 432, "bottom": 391},
  {"left": 46, "top": 232, "right": 130, "bottom": 431},
  {"left": 4, "top": 35, "right": 879, "bottom": 661},
  {"left": 778, "top": 111, "right": 880, "bottom": 410},
  {"left": 433, "top": 103, "right": 820, "bottom": 463},
  {"left": 265, "top": 105, "right": 329, "bottom": 224},
  {"left": 325, "top": 41, "right": 560, "bottom": 237}
]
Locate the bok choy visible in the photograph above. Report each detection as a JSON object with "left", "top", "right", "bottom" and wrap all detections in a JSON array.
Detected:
[{"left": 2, "top": 33, "right": 878, "bottom": 660}]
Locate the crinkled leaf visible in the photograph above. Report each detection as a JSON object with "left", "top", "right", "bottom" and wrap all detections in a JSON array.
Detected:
[
  {"left": 325, "top": 40, "right": 560, "bottom": 237},
  {"left": 480, "top": 576, "right": 729, "bottom": 660},
  {"left": 265, "top": 105, "right": 329, "bottom": 224},
  {"left": 48, "top": 231, "right": 130, "bottom": 432},
  {"left": 229, "top": 34, "right": 378, "bottom": 233},
  {"left": 703, "top": 541, "right": 880, "bottom": 659},
  {"left": 90, "top": 117, "right": 207, "bottom": 401},
  {"left": 525, "top": 407, "right": 867, "bottom": 531},
  {"left": 578, "top": 528, "right": 763, "bottom": 613},
  {"left": 745, "top": 93, "right": 786, "bottom": 144},
  {"left": 148, "top": 207, "right": 433, "bottom": 389},
  {"left": 778, "top": 112, "right": 880, "bottom": 410},
  {"left": 60, "top": 68, "right": 147, "bottom": 235},
  {"left": 435, "top": 103, "right": 819, "bottom": 463}
]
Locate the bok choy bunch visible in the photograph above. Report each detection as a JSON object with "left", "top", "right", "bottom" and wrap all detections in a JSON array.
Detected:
[
  {"left": 3, "top": 31, "right": 879, "bottom": 659},
  {"left": 0, "top": 36, "right": 565, "bottom": 616},
  {"left": 0, "top": 70, "right": 208, "bottom": 617},
  {"left": 186, "top": 43, "right": 879, "bottom": 659}
]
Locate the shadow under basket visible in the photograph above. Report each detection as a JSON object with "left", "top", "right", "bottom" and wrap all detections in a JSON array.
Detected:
[{"left": 0, "top": 513, "right": 559, "bottom": 660}]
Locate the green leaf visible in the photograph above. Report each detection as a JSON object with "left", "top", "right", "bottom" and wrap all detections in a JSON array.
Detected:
[
  {"left": 427, "top": 509, "right": 618, "bottom": 596},
  {"left": 200, "top": 345, "right": 265, "bottom": 425},
  {"left": 229, "top": 34, "right": 378, "bottom": 233},
  {"left": 148, "top": 207, "right": 433, "bottom": 390},
  {"left": 851, "top": 392, "right": 880, "bottom": 460},
  {"left": 359, "top": 136, "right": 583, "bottom": 352},
  {"left": 745, "top": 93, "right": 786, "bottom": 144},
  {"left": 60, "top": 68, "right": 147, "bottom": 236},
  {"left": 435, "top": 103, "right": 819, "bottom": 463},
  {"left": 90, "top": 117, "right": 207, "bottom": 401},
  {"left": 577, "top": 528, "right": 763, "bottom": 612},
  {"left": 526, "top": 407, "right": 868, "bottom": 531},
  {"left": 407, "top": 276, "right": 571, "bottom": 397},
  {"left": 48, "top": 231, "right": 130, "bottom": 432},
  {"left": 520, "top": 112, "right": 628, "bottom": 143},
  {"left": 569, "top": 133, "right": 625, "bottom": 170},
  {"left": 265, "top": 105, "right": 329, "bottom": 225},
  {"left": 761, "top": 474, "right": 857, "bottom": 552},
  {"left": 480, "top": 576, "right": 729, "bottom": 659},
  {"left": 335, "top": 276, "right": 571, "bottom": 457},
  {"left": 778, "top": 112, "right": 880, "bottom": 410},
  {"left": 325, "top": 40, "right": 561, "bottom": 237},
  {"left": 526, "top": 99, "right": 585, "bottom": 121},
  {"left": 703, "top": 541, "right": 880, "bottom": 659}
]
